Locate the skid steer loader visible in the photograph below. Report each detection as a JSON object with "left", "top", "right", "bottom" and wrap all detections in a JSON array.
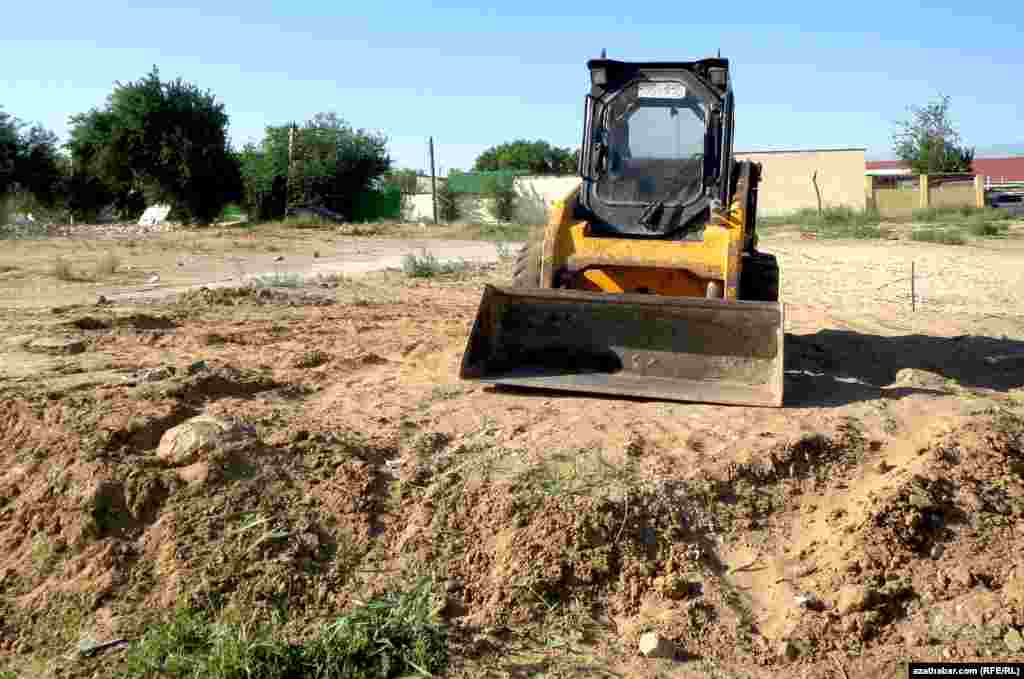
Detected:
[{"left": 459, "top": 55, "right": 784, "bottom": 406}]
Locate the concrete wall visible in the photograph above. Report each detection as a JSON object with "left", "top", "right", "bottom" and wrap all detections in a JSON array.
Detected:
[
  {"left": 929, "top": 181, "right": 977, "bottom": 209},
  {"left": 873, "top": 188, "right": 918, "bottom": 219},
  {"left": 867, "top": 175, "right": 984, "bottom": 218},
  {"left": 733, "top": 148, "right": 867, "bottom": 217},
  {"left": 405, "top": 175, "right": 581, "bottom": 225},
  {"left": 409, "top": 152, "right": 872, "bottom": 223}
]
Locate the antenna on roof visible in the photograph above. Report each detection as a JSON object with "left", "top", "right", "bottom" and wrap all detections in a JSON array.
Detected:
[
  {"left": 601, "top": 48, "right": 606, "bottom": 59},
  {"left": 717, "top": 48, "right": 721, "bottom": 58}
]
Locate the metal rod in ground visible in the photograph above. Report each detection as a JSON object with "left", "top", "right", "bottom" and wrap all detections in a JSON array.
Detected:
[
  {"left": 429, "top": 137, "right": 438, "bottom": 224},
  {"left": 911, "top": 261, "right": 916, "bottom": 312}
]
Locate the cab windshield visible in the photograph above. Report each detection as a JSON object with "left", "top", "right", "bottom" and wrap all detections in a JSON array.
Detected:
[{"left": 595, "top": 80, "right": 707, "bottom": 206}]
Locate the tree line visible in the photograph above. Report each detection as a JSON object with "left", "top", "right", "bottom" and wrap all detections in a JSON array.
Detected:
[
  {"left": 2, "top": 67, "right": 974, "bottom": 227},
  {"left": 2, "top": 67, "right": 400, "bottom": 226}
]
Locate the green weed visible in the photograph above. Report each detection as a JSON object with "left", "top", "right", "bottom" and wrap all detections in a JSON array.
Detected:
[
  {"left": 117, "top": 578, "right": 447, "bottom": 679},
  {"left": 476, "top": 221, "right": 532, "bottom": 241},
  {"left": 402, "top": 249, "right": 469, "bottom": 278},
  {"left": 911, "top": 206, "right": 1013, "bottom": 223},
  {"left": 251, "top": 272, "right": 303, "bottom": 288},
  {"left": 762, "top": 206, "right": 886, "bottom": 239}
]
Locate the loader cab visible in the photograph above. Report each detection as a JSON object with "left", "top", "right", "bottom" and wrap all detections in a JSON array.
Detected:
[{"left": 577, "top": 58, "right": 735, "bottom": 240}]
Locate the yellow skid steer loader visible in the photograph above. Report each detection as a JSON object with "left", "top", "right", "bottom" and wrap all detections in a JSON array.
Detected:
[{"left": 459, "top": 55, "right": 784, "bottom": 406}]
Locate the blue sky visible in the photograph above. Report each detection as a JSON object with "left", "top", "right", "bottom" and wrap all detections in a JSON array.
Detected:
[{"left": 3, "top": 0, "right": 1022, "bottom": 174}]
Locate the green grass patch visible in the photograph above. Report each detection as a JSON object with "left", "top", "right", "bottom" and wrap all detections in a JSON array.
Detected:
[
  {"left": 219, "top": 204, "right": 245, "bottom": 221},
  {"left": 966, "top": 220, "right": 1009, "bottom": 237},
  {"left": 474, "top": 221, "right": 532, "bottom": 241},
  {"left": 251, "top": 272, "right": 303, "bottom": 288},
  {"left": 402, "top": 249, "right": 469, "bottom": 278},
  {"left": 760, "top": 206, "right": 885, "bottom": 238},
  {"left": 910, "top": 228, "right": 966, "bottom": 245},
  {"left": 0, "top": 220, "right": 50, "bottom": 240},
  {"left": 911, "top": 206, "right": 1014, "bottom": 223},
  {"left": 118, "top": 579, "right": 447, "bottom": 679}
]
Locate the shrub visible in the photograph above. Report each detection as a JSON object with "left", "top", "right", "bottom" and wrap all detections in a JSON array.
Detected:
[
  {"left": 910, "top": 228, "right": 966, "bottom": 245},
  {"left": 251, "top": 272, "right": 303, "bottom": 288},
  {"left": 482, "top": 175, "right": 517, "bottom": 223},
  {"left": 435, "top": 181, "right": 458, "bottom": 223},
  {"left": 760, "top": 206, "right": 882, "bottom": 236},
  {"left": 402, "top": 249, "right": 468, "bottom": 278},
  {"left": 967, "top": 221, "right": 1002, "bottom": 237},
  {"left": 912, "top": 205, "right": 1014, "bottom": 224}
]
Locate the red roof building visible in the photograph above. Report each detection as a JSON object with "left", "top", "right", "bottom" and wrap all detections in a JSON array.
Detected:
[{"left": 866, "top": 157, "right": 1024, "bottom": 183}]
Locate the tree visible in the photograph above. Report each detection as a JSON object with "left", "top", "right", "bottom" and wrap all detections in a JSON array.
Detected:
[
  {"left": 893, "top": 95, "right": 974, "bottom": 175},
  {"left": 473, "top": 140, "right": 575, "bottom": 174},
  {"left": 435, "top": 180, "right": 458, "bottom": 223},
  {"left": 384, "top": 168, "right": 419, "bottom": 196},
  {"left": 0, "top": 107, "right": 65, "bottom": 222},
  {"left": 67, "top": 66, "right": 242, "bottom": 225},
  {"left": 237, "top": 112, "right": 391, "bottom": 221},
  {"left": 481, "top": 175, "right": 516, "bottom": 222},
  {"left": 0, "top": 108, "right": 18, "bottom": 199}
]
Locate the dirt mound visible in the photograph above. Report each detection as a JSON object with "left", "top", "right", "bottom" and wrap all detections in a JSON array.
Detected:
[
  {"left": 773, "top": 412, "right": 1024, "bottom": 662},
  {"left": 176, "top": 285, "right": 335, "bottom": 308},
  {"left": 66, "top": 311, "right": 178, "bottom": 332}
]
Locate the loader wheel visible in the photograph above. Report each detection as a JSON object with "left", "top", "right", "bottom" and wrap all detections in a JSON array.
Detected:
[
  {"left": 739, "top": 251, "right": 779, "bottom": 302},
  {"left": 512, "top": 234, "right": 543, "bottom": 288}
]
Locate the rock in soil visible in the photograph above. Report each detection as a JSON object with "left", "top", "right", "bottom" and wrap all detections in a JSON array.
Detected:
[
  {"left": 1005, "top": 628, "right": 1024, "bottom": 653},
  {"left": 25, "top": 335, "right": 86, "bottom": 355},
  {"left": 638, "top": 632, "right": 676, "bottom": 659},
  {"left": 836, "top": 584, "right": 877, "bottom": 616},
  {"left": 156, "top": 415, "right": 254, "bottom": 467}
]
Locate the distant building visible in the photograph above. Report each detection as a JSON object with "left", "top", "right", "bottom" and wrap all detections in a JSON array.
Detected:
[
  {"left": 734, "top": 148, "right": 867, "bottom": 216},
  {"left": 866, "top": 158, "right": 1024, "bottom": 184}
]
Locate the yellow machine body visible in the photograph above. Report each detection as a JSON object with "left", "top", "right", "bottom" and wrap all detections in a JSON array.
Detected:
[{"left": 458, "top": 56, "right": 784, "bottom": 407}]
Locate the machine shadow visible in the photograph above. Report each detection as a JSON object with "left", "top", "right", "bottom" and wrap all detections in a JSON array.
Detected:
[
  {"left": 485, "top": 330, "right": 1024, "bottom": 410},
  {"left": 784, "top": 330, "right": 1024, "bottom": 408}
]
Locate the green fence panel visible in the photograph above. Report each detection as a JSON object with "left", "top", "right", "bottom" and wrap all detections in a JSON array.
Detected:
[{"left": 446, "top": 170, "right": 528, "bottom": 194}]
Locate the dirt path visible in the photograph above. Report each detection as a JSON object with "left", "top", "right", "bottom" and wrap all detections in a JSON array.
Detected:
[{"left": 94, "top": 237, "right": 520, "bottom": 303}]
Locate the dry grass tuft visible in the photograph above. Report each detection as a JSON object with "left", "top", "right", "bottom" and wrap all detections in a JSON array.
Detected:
[
  {"left": 53, "top": 256, "right": 74, "bottom": 281},
  {"left": 95, "top": 251, "right": 120, "bottom": 277}
]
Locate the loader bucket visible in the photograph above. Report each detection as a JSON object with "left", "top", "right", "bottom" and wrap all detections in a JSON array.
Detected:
[{"left": 460, "top": 285, "right": 784, "bottom": 407}]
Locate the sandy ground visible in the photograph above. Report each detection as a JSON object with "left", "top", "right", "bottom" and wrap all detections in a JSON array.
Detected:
[{"left": 1, "top": 223, "right": 1023, "bottom": 678}]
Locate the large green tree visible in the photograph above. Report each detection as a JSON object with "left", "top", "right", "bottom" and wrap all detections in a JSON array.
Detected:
[
  {"left": 67, "top": 66, "right": 242, "bottom": 224},
  {"left": 0, "top": 107, "right": 65, "bottom": 221},
  {"left": 238, "top": 112, "right": 391, "bottom": 221},
  {"left": 0, "top": 108, "right": 18, "bottom": 199},
  {"left": 473, "top": 140, "right": 576, "bottom": 174},
  {"left": 893, "top": 95, "right": 974, "bottom": 175}
]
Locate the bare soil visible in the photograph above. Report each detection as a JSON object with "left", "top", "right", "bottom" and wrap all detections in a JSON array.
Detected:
[{"left": 1, "top": 223, "right": 1024, "bottom": 678}]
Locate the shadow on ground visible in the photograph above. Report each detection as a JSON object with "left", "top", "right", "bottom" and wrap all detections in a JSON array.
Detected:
[
  {"left": 785, "top": 330, "right": 1024, "bottom": 407},
  {"left": 485, "top": 331, "right": 1024, "bottom": 409}
]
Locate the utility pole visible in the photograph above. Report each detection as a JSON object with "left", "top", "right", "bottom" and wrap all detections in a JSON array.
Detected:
[{"left": 429, "top": 137, "right": 438, "bottom": 224}]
